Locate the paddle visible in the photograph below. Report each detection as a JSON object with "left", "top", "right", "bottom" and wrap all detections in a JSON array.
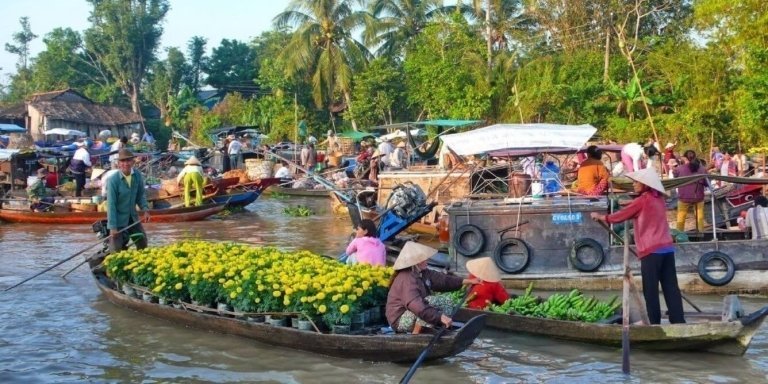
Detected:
[
  {"left": 597, "top": 220, "right": 703, "bottom": 313},
  {"left": 3, "top": 220, "right": 142, "bottom": 292},
  {"left": 399, "top": 288, "right": 473, "bottom": 384},
  {"left": 620, "top": 227, "right": 631, "bottom": 374},
  {"left": 60, "top": 232, "right": 144, "bottom": 278}
]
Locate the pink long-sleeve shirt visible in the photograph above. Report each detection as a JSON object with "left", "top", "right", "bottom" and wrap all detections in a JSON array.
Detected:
[
  {"left": 345, "top": 236, "right": 386, "bottom": 266},
  {"left": 604, "top": 190, "right": 673, "bottom": 258}
]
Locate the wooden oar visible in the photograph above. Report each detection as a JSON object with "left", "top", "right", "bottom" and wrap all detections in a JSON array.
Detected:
[
  {"left": 399, "top": 288, "right": 473, "bottom": 384},
  {"left": 598, "top": 220, "right": 703, "bottom": 313},
  {"left": 3, "top": 220, "right": 142, "bottom": 292}
]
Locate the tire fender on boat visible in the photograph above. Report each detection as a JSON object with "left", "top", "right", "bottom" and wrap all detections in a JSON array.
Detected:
[
  {"left": 569, "top": 238, "right": 605, "bottom": 272},
  {"left": 492, "top": 238, "right": 531, "bottom": 274},
  {"left": 453, "top": 224, "right": 485, "bottom": 257},
  {"left": 698, "top": 251, "right": 736, "bottom": 286}
]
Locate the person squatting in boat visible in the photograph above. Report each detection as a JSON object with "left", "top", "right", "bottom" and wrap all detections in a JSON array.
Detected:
[
  {"left": 344, "top": 219, "right": 386, "bottom": 266},
  {"left": 465, "top": 257, "right": 510, "bottom": 310},
  {"left": 590, "top": 168, "right": 686, "bottom": 325},
  {"left": 386, "top": 242, "right": 480, "bottom": 333}
]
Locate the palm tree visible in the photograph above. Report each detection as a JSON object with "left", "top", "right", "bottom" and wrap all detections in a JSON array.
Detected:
[
  {"left": 364, "top": 0, "right": 448, "bottom": 57},
  {"left": 274, "top": 0, "right": 371, "bottom": 130},
  {"left": 468, "top": 0, "right": 533, "bottom": 70}
]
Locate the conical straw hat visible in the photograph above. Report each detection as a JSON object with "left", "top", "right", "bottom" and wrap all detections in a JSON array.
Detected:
[
  {"left": 185, "top": 156, "right": 201, "bottom": 166},
  {"left": 625, "top": 167, "right": 666, "bottom": 195},
  {"left": 466, "top": 257, "right": 501, "bottom": 282},
  {"left": 90, "top": 168, "right": 106, "bottom": 179},
  {"left": 393, "top": 241, "right": 437, "bottom": 270}
]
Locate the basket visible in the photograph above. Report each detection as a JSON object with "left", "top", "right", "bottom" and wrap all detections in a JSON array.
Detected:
[
  {"left": 338, "top": 137, "right": 356, "bottom": 156},
  {"left": 328, "top": 152, "right": 343, "bottom": 167}
]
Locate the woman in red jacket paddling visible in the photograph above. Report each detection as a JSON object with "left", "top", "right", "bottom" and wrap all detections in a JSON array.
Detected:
[{"left": 590, "top": 168, "right": 685, "bottom": 324}]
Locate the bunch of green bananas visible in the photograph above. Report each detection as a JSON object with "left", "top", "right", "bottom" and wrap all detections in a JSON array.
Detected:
[{"left": 488, "top": 285, "right": 620, "bottom": 323}]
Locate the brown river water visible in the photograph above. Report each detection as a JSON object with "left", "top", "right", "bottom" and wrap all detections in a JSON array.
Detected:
[{"left": 1, "top": 195, "right": 767, "bottom": 383}]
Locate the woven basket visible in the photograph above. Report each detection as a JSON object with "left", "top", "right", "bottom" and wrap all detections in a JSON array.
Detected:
[{"left": 328, "top": 152, "right": 343, "bottom": 167}]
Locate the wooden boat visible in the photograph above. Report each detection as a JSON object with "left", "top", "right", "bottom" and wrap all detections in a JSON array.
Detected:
[
  {"left": 0, "top": 203, "right": 225, "bottom": 224},
  {"left": 454, "top": 298, "right": 768, "bottom": 356},
  {"left": 210, "top": 190, "right": 259, "bottom": 207},
  {"left": 269, "top": 185, "right": 333, "bottom": 197},
  {"left": 89, "top": 262, "right": 486, "bottom": 362}
]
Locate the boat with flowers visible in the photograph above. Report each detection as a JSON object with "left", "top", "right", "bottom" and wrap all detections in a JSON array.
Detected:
[
  {"left": 0, "top": 203, "right": 225, "bottom": 224},
  {"left": 90, "top": 240, "right": 485, "bottom": 362}
]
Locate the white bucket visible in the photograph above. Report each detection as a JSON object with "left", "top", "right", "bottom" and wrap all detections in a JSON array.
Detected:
[{"left": 531, "top": 181, "right": 543, "bottom": 198}]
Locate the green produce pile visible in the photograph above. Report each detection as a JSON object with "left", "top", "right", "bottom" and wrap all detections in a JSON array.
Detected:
[
  {"left": 488, "top": 284, "right": 620, "bottom": 323},
  {"left": 283, "top": 205, "right": 314, "bottom": 217}
]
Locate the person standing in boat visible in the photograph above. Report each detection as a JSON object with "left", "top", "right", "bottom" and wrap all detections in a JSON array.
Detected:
[
  {"left": 344, "top": 219, "right": 386, "bottom": 266},
  {"left": 590, "top": 168, "right": 685, "bottom": 325},
  {"left": 27, "top": 168, "right": 54, "bottom": 212},
  {"left": 389, "top": 141, "right": 407, "bottom": 170},
  {"left": 227, "top": 134, "right": 243, "bottom": 170},
  {"left": 109, "top": 136, "right": 128, "bottom": 168},
  {"left": 70, "top": 140, "right": 92, "bottom": 197},
  {"left": 465, "top": 257, "right": 510, "bottom": 310},
  {"left": 620, "top": 142, "right": 658, "bottom": 173},
  {"left": 576, "top": 145, "right": 610, "bottom": 196},
  {"left": 176, "top": 156, "right": 205, "bottom": 207},
  {"left": 386, "top": 241, "right": 480, "bottom": 333},
  {"left": 673, "top": 150, "right": 708, "bottom": 232},
  {"left": 106, "top": 149, "right": 149, "bottom": 252},
  {"left": 741, "top": 195, "right": 768, "bottom": 240}
]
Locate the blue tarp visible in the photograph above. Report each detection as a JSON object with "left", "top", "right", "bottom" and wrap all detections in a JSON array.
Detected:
[{"left": 0, "top": 124, "right": 26, "bottom": 133}]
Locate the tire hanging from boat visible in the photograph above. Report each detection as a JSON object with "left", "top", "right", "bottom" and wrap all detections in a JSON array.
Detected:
[
  {"left": 569, "top": 238, "right": 605, "bottom": 272},
  {"left": 698, "top": 251, "right": 736, "bottom": 286},
  {"left": 492, "top": 238, "right": 531, "bottom": 274},
  {"left": 453, "top": 224, "right": 485, "bottom": 257}
]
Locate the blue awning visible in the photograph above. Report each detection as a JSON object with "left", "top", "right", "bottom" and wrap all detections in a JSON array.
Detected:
[{"left": 0, "top": 124, "right": 26, "bottom": 133}]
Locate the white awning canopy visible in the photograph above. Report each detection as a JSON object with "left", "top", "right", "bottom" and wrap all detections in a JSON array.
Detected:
[
  {"left": 376, "top": 129, "right": 425, "bottom": 143},
  {"left": 439, "top": 123, "right": 597, "bottom": 156},
  {"left": 44, "top": 128, "right": 87, "bottom": 136}
]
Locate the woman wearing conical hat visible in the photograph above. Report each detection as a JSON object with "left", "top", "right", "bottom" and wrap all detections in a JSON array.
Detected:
[
  {"left": 386, "top": 242, "right": 480, "bottom": 333},
  {"left": 176, "top": 156, "right": 205, "bottom": 207},
  {"left": 591, "top": 168, "right": 685, "bottom": 325},
  {"left": 465, "top": 258, "right": 510, "bottom": 310}
]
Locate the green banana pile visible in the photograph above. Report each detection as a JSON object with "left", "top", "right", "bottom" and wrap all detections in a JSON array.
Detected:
[{"left": 487, "top": 283, "right": 620, "bottom": 323}]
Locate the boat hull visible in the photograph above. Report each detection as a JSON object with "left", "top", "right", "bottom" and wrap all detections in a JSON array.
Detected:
[
  {"left": 0, "top": 204, "right": 225, "bottom": 224},
  {"left": 91, "top": 272, "right": 485, "bottom": 362},
  {"left": 270, "top": 185, "right": 332, "bottom": 197},
  {"left": 454, "top": 307, "right": 768, "bottom": 356}
]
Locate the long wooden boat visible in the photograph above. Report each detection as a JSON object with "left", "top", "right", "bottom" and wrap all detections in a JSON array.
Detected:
[
  {"left": 270, "top": 185, "right": 332, "bottom": 197},
  {"left": 0, "top": 203, "right": 225, "bottom": 224},
  {"left": 210, "top": 191, "right": 259, "bottom": 207},
  {"left": 454, "top": 300, "right": 768, "bottom": 356},
  {"left": 89, "top": 263, "right": 486, "bottom": 362}
]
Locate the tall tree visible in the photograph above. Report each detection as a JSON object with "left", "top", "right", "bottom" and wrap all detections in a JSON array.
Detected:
[
  {"left": 146, "top": 47, "right": 188, "bottom": 126},
  {"left": 4, "top": 16, "right": 38, "bottom": 71},
  {"left": 84, "top": 0, "right": 170, "bottom": 113},
  {"left": 186, "top": 36, "right": 207, "bottom": 93},
  {"left": 364, "top": 0, "right": 446, "bottom": 57},
  {"left": 205, "top": 39, "right": 257, "bottom": 91},
  {"left": 274, "top": 0, "right": 371, "bottom": 130}
]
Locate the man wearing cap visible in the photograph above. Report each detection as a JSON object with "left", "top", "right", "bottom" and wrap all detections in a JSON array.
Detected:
[
  {"left": 386, "top": 241, "right": 480, "bottom": 333},
  {"left": 106, "top": 149, "right": 150, "bottom": 252},
  {"left": 27, "top": 168, "right": 54, "bottom": 212},
  {"left": 590, "top": 168, "right": 685, "bottom": 325},
  {"left": 465, "top": 258, "right": 510, "bottom": 310},
  {"left": 70, "top": 140, "right": 92, "bottom": 197},
  {"left": 176, "top": 156, "right": 205, "bottom": 207},
  {"left": 320, "top": 129, "right": 339, "bottom": 152}
]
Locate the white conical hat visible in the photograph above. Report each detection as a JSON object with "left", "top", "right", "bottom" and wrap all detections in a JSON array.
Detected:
[
  {"left": 393, "top": 241, "right": 437, "bottom": 270},
  {"left": 466, "top": 257, "right": 501, "bottom": 282},
  {"left": 90, "top": 168, "right": 107, "bottom": 179},
  {"left": 185, "top": 156, "right": 201, "bottom": 166},
  {"left": 625, "top": 167, "right": 666, "bottom": 195}
]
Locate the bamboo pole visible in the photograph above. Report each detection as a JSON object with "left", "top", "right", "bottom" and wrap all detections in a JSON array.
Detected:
[{"left": 621, "top": 226, "right": 631, "bottom": 374}]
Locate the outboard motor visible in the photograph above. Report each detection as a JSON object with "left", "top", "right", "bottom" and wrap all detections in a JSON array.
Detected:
[{"left": 386, "top": 182, "right": 427, "bottom": 218}]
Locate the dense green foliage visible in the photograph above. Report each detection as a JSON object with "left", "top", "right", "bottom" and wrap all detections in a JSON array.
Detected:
[{"left": 2, "top": 0, "right": 767, "bottom": 151}]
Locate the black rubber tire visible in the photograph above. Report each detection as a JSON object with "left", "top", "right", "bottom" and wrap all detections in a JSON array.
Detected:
[
  {"left": 569, "top": 238, "right": 605, "bottom": 272},
  {"left": 493, "top": 238, "right": 531, "bottom": 274},
  {"left": 453, "top": 224, "right": 485, "bottom": 257},
  {"left": 698, "top": 251, "right": 736, "bottom": 286}
]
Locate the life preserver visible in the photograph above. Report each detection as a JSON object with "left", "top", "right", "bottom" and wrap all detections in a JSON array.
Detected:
[
  {"left": 569, "top": 238, "right": 605, "bottom": 272},
  {"left": 493, "top": 238, "right": 531, "bottom": 274},
  {"left": 453, "top": 224, "right": 485, "bottom": 257},
  {"left": 698, "top": 251, "right": 736, "bottom": 286}
]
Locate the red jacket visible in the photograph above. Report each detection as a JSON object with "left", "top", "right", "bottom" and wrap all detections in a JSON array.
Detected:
[
  {"left": 466, "top": 273, "right": 510, "bottom": 310},
  {"left": 604, "top": 190, "right": 673, "bottom": 258}
]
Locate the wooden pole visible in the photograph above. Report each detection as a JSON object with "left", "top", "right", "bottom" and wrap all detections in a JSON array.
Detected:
[{"left": 621, "top": 226, "right": 631, "bottom": 374}]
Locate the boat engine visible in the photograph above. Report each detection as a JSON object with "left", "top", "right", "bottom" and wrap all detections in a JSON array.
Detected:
[{"left": 386, "top": 182, "right": 427, "bottom": 218}]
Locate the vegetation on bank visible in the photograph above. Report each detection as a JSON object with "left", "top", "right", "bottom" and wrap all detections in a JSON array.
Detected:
[{"left": 1, "top": 0, "right": 766, "bottom": 155}]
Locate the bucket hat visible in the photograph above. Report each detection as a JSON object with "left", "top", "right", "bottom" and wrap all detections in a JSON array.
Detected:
[
  {"left": 466, "top": 257, "right": 501, "bottom": 282},
  {"left": 393, "top": 241, "right": 437, "bottom": 270},
  {"left": 625, "top": 168, "right": 666, "bottom": 195},
  {"left": 117, "top": 149, "right": 136, "bottom": 161}
]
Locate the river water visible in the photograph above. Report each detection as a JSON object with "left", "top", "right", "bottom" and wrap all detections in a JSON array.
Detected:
[{"left": 1, "top": 195, "right": 767, "bottom": 383}]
